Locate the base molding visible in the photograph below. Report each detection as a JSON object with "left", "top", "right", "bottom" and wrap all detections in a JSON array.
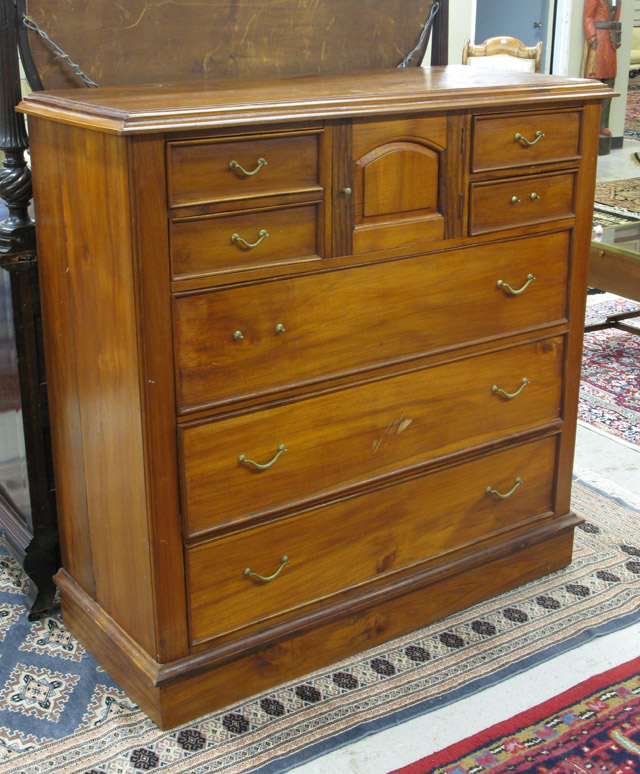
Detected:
[{"left": 56, "top": 513, "right": 580, "bottom": 729}]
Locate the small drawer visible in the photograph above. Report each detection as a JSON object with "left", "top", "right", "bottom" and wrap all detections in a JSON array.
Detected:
[
  {"left": 186, "top": 435, "right": 558, "bottom": 645},
  {"left": 167, "top": 132, "right": 321, "bottom": 208},
  {"left": 180, "top": 336, "right": 564, "bottom": 536},
  {"left": 173, "top": 231, "right": 569, "bottom": 413},
  {"left": 471, "top": 110, "right": 581, "bottom": 173},
  {"left": 469, "top": 172, "right": 575, "bottom": 235},
  {"left": 170, "top": 203, "right": 321, "bottom": 279}
]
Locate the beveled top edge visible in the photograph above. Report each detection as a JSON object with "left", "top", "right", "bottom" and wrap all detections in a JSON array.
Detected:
[{"left": 18, "top": 65, "right": 616, "bottom": 135}]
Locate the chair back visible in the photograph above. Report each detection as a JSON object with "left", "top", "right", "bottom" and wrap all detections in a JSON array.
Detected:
[{"left": 462, "top": 36, "right": 542, "bottom": 73}]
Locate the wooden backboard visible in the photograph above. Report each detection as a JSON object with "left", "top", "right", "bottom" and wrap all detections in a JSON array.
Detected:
[{"left": 18, "top": 0, "right": 443, "bottom": 91}]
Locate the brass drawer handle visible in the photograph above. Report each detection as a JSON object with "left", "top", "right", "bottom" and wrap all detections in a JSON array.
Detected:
[
  {"left": 244, "top": 555, "right": 289, "bottom": 583},
  {"left": 229, "top": 157, "right": 267, "bottom": 176},
  {"left": 530, "top": 192, "right": 540, "bottom": 200},
  {"left": 486, "top": 477, "right": 523, "bottom": 500},
  {"left": 491, "top": 377, "right": 530, "bottom": 400},
  {"left": 275, "top": 323, "right": 286, "bottom": 334},
  {"left": 231, "top": 229, "right": 269, "bottom": 249},
  {"left": 238, "top": 443, "right": 287, "bottom": 471},
  {"left": 497, "top": 273, "right": 536, "bottom": 295},
  {"left": 233, "top": 330, "right": 244, "bottom": 341},
  {"left": 511, "top": 196, "right": 521, "bottom": 204},
  {"left": 514, "top": 130, "right": 544, "bottom": 146}
]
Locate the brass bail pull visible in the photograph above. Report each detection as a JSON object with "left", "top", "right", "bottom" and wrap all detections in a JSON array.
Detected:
[
  {"left": 514, "top": 130, "right": 545, "bottom": 146},
  {"left": 244, "top": 556, "right": 290, "bottom": 583},
  {"left": 229, "top": 157, "right": 267, "bottom": 176},
  {"left": 486, "top": 477, "right": 523, "bottom": 500},
  {"left": 231, "top": 229, "right": 269, "bottom": 249},
  {"left": 238, "top": 443, "right": 287, "bottom": 471},
  {"left": 491, "top": 377, "right": 530, "bottom": 400},
  {"left": 496, "top": 273, "right": 536, "bottom": 295}
]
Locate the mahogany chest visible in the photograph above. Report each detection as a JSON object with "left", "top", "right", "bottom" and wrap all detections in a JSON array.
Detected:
[{"left": 20, "top": 66, "right": 609, "bottom": 728}]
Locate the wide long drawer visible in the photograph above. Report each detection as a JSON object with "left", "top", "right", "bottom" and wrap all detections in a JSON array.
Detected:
[
  {"left": 186, "top": 435, "right": 558, "bottom": 646},
  {"left": 180, "top": 336, "right": 564, "bottom": 536},
  {"left": 173, "top": 231, "right": 570, "bottom": 412}
]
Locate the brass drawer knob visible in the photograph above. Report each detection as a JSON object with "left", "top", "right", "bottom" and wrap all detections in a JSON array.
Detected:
[
  {"left": 275, "top": 322, "right": 286, "bottom": 334},
  {"left": 496, "top": 273, "right": 536, "bottom": 295},
  {"left": 238, "top": 443, "right": 287, "bottom": 471},
  {"left": 343, "top": 187, "right": 352, "bottom": 196},
  {"left": 229, "top": 157, "right": 267, "bottom": 176},
  {"left": 231, "top": 229, "right": 269, "bottom": 249},
  {"left": 244, "top": 555, "right": 290, "bottom": 583},
  {"left": 514, "top": 130, "right": 545, "bottom": 146},
  {"left": 233, "top": 330, "right": 244, "bottom": 341},
  {"left": 486, "top": 477, "right": 523, "bottom": 500},
  {"left": 491, "top": 377, "right": 530, "bottom": 400},
  {"left": 530, "top": 192, "right": 540, "bottom": 201},
  {"left": 511, "top": 195, "right": 521, "bottom": 204}
]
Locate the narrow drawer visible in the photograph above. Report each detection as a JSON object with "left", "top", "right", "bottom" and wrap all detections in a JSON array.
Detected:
[
  {"left": 167, "top": 132, "right": 321, "bottom": 208},
  {"left": 186, "top": 435, "right": 558, "bottom": 645},
  {"left": 471, "top": 110, "right": 581, "bottom": 173},
  {"left": 469, "top": 172, "right": 575, "bottom": 235},
  {"left": 170, "top": 203, "right": 321, "bottom": 279},
  {"left": 173, "top": 231, "right": 569, "bottom": 412},
  {"left": 180, "top": 337, "right": 564, "bottom": 536}
]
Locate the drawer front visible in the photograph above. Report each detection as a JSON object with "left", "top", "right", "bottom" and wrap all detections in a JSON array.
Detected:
[
  {"left": 167, "top": 133, "right": 321, "bottom": 208},
  {"left": 170, "top": 203, "right": 320, "bottom": 279},
  {"left": 469, "top": 172, "right": 575, "bottom": 235},
  {"left": 187, "top": 435, "right": 558, "bottom": 645},
  {"left": 471, "top": 110, "right": 581, "bottom": 173},
  {"left": 174, "top": 231, "right": 569, "bottom": 412},
  {"left": 180, "top": 337, "right": 564, "bottom": 536}
]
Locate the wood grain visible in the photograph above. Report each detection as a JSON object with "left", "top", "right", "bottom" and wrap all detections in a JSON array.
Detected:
[
  {"left": 29, "top": 121, "right": 157, "bottom": 655},
  {"left": 180, "top": 336, "right": 564, "bottom": 537},
  {"left": 469, "top": 172, "right": 575, "bottom": 235},
  {"left": 166, "top": 131, "right": 321, "bottom": 208},
  {"left": 173, "top": 231, "right": 570, "bottom": 412},
  {"left": 170, "top": 202, "right": 321, "bottom": 279},
  {"left": 187, "top": 435, "right": 558, "bottom": 646},
  {"left": 18, "top": 68, "right": 614, "bottom": 135},
  {"left": 471, "top": 109, "right": 582, "bottom": 173},
  {"left": 21, "top": 0, "right": 438, "bottom": 89}
]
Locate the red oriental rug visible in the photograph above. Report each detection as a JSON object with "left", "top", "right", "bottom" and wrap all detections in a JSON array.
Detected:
[
  {"left": 389, "top": 655, "right": 640, "bottom": 774},
  {"left": 580, "top": 296, "right": 640, "bottom": 447}
]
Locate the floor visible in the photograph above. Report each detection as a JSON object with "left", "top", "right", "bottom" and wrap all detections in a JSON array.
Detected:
[{"left": 289, "top": 141, "right": 640, "bottom": 774}]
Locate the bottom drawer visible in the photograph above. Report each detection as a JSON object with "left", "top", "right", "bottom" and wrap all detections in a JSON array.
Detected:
[{"left": 187, "top": 435, "right": 558, "bottom": 646}]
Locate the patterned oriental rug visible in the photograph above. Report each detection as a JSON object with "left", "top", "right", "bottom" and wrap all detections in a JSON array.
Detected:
[
  {"left": 594, "top": 178, "right": 640, "bottom": 217},
  {"left": 2, "top": 482, "right": 640, "bottom": 774},
  {"left": 390, "top": 653, "right": 640, "bottom": 774},
  {"left": 625, "top": 81, "right": 640, "bottom": 141},
  {"left": 581, "top": 296, "right": 640, "bottom": 447}
]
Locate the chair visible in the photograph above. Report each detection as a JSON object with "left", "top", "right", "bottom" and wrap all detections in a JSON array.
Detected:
[{"left": 462, "top": 36, "right": 542, "bottom": 73}]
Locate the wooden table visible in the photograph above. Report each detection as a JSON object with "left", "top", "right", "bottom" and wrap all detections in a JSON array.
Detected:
[{"left": 588, "top": 222, "right": 640, "bottom": 333}]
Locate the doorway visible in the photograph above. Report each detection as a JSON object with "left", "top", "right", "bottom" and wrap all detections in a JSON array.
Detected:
[{"left": 474, "top": 0, "right": 551, "bottom": 70}]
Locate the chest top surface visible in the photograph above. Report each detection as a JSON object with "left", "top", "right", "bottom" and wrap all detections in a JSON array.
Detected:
[{"left": 19, "top": 66, "right": 614, "bottom": 134}]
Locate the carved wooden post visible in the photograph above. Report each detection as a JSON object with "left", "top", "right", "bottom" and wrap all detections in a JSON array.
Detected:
[
  {"left": 0, "top": 0, "right": 35, "bottom": 261},
  {"left": 0, "top": 0, "right": 58, "bottom": 619}
]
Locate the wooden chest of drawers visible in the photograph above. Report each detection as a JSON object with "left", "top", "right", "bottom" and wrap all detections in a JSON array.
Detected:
[{"left": 20, "top": 66, "right": 610, "bottom": 729}]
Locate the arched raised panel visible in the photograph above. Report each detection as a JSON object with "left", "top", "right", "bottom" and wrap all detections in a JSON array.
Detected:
[{"left": 358, "top": 142, "right": 439, "bottom": 219}]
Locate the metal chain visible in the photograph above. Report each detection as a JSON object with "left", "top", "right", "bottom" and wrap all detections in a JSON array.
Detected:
[
  {"left": 397, "top": 2, "right": 440, "bottom": 68},
  {"left": 22, "top": 15, "right": 100, "bottom": 87}
]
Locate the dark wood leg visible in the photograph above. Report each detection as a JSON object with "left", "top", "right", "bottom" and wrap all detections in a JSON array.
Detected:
[{"left": 0, "top": 0, "right": 58, "bottom": 617}]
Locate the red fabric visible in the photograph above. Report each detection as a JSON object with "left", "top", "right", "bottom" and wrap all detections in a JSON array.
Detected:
[
  {"left": 388, "top": 654, "right": 640, "bottom": 774},
  {"left": 583, "top": 0, "right": 621, "bottom": 80}
]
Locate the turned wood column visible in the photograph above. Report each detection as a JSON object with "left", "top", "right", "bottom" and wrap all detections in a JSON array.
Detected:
[{"left": 0, "top": 0, "right": 35, "bottom": 261}]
